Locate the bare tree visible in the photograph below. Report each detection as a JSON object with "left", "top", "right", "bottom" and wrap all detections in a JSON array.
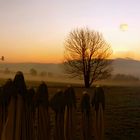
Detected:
[
  {"left": 30, "top": 68, "right": 37, "bottom": 76},
  {"left": 64, "top": 28, "right": 112, "bottom": 88}
]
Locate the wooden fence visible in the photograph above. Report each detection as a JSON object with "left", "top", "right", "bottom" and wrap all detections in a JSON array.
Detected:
[{"left": 0, "top": 72, "right": 105, "bottom": 140}]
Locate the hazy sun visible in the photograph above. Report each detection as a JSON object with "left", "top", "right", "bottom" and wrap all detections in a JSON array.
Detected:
[{"left": 120, "top": 24, "right": 128, "bottom": 31}]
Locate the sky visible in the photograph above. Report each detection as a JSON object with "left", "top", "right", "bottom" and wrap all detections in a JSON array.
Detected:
[{"left": 0, "top": 0, "right": 140, "bottom": 63}]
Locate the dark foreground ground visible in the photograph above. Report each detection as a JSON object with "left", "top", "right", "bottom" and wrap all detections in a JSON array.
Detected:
[
  {"left": 105, "top": 86, "right": 140, "bottom": 140},
  {"left": 47, "top": 85, "right": 140, "bottom": 140},
  {"left": 1, "top": 77, "right": 140, "bottom": 140}
]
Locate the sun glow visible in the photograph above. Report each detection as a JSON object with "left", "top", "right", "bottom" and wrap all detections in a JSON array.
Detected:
[
  {"left": 1, "top": 0, "right": 140, "bottom": 62},
  {"left": 120, "top": 24, "right": 128, "bottom": 31}
]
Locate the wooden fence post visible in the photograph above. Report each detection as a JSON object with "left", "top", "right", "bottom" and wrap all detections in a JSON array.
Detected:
[
  {"left": 1, "top": 72, "right": 27, "bottom": 140},
  {"left": 26, "top": 88, "right": 35, "bottom": 140},
  {"left": 34, "top": 82, "right": 50, "bottom": 140},
  {"left": 91, "top": 86, "right": 105, "bottom": 140},
  {"left": 0, "top": 79, "right": 13, "bottom": 140},
  {"left": 81, "top": 91, "right": 92, "bottom": 140},
  {"left": 64, "top": 85, "right": 76, "bottom": 140},
  {"left": 50, "top": 89, "right": 66, "bottom": 140}
]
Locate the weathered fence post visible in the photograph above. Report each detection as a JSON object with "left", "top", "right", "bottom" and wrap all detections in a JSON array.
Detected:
[
  {"left": 26, "top": 88, "right": 35, "bottom": 140},
  {"left": 64, "top": 85, "right": 76, "bottom": 140},
  {"left": 13, "top": 71, "right": 27, "bottom": 140},
  {"left": 81, "top": 91, "right": 92, "bottom": 140},
  {"left": 50, "top": 89, "right": 66, "bottom": 140},
  {"left": 0, "top": 86, "right": 3, "bottom": 139},
  {"left": 34, "top": 82, "right": 50, "bottom": 140},
  {"left": 1, "top": 81, "right": 10, "bottom": 125},
  {"left": 0, "top": 79, "right": 13, "bottom": 140},
  {"left": 91, "top": 86, "right": 105, "bottom": 140},
  {"left": 1, "top": 71, "right": 27, "bottom": 140}
]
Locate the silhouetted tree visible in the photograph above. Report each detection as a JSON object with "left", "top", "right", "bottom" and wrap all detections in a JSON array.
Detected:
[
  {"left": 64, "top": 28, "right": 112, "bottom": 88},
  {"left": 48, "top": 72, "right": 53, "bottom": 77},
  {"left": 3, "top": 68, "right": 11, "bottom": 74},
  {"left": 113, "top": 74, "right": 139, "bottom": 81},
  {"left": 1, "top": 56, "right": 4, "bottom": 61},
  {"left": 40, "top": 71, "right": 47, "bottom": 77},
  {"left": 30, "top": 68, "right": 37, "bottom": 76}
]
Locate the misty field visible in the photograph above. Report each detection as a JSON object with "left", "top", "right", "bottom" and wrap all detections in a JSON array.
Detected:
[{"left": 46, "top": 85, "right": 140, "bottom": 140}]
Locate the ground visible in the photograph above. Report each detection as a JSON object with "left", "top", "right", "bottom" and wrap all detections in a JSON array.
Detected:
[
  {"left": 47, "top": 85, "right": 140, "bottom": 140},
  {"left": 1, "top": 78, "right": 140, "bottom": 139},
  {"left": 105, "top": 86, "right": 140, "bottom": 140}
]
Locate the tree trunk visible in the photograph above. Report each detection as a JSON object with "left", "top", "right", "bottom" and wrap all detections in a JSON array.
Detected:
[{"left": 84, "top": 75, "right": 90, "bottom": 88}]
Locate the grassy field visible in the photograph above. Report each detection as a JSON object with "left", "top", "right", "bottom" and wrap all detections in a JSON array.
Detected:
[
  {"left": 104, "top": 86, "right": 140, "bottom": 140},
  {"left": 47, "top": 85, "right": 140, "bottom": 140}
]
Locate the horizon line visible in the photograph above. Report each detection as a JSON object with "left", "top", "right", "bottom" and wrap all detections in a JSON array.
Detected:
[{"left": 0, "top": 57, "right": 139, "bottom": 64}]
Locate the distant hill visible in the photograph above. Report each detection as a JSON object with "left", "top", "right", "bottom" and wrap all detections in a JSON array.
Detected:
[
  {"left": 0, "top": 58, "right": 140, "bottom": 77},
  {"left": 112, "top": 58, "right": 140, "bottom": 77}
]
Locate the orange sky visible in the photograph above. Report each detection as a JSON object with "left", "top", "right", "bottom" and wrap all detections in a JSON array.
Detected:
[{"left": 0, "top": 0, "right": 140, "bottom": 63}]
